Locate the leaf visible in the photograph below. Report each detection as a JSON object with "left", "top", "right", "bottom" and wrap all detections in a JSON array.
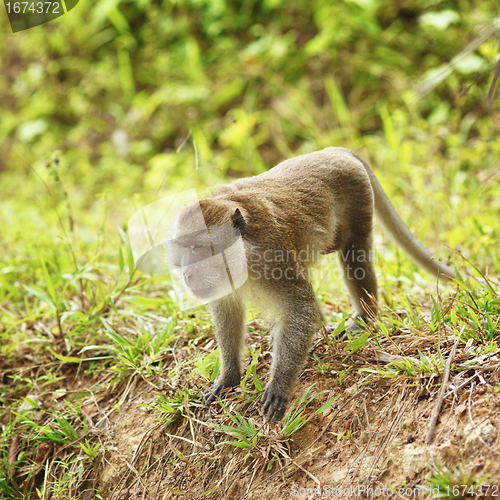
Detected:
[
  {"left": 118, "top": 246, "right": 124, "bottom": 271},
  {"left": 55, "top": 417, "right": 78, "bottom": 441},
  {"left": 315, "top": 395, "right": 340, "bottom": 415},
  {"left": 217, "top": 440, "right": 252, "bottom": 449},
  {"left": 24, "top": 285, "right": 55, "bottom": 310},
  {"left": 39, "top": 257, "right": 57, "bottom": 305},
  {"left": 420, "top": 10, "right": 460, "bottom": 31},
  {"left": 454, "top": 54, "right": 487, "bottom": 75},
  {"left": 48, "top": 349, "right": 82, "bottom": 364},
  {"left": 283, "top": 413, "right": 307, "bottom": 435},
  {"left": 212, "top": 80, "right": 245, "bottom": 108},
  {"left": 216, "top": 424, "right": 249, "bottom": 441},
  {"left": 325, "top": 77, "right": 351, "bottom": 127},
  {"left": 23, "top": 397, "right": 40, "bottom": 409},
  {"left": 345, "top": 332, "right": 370, "bottom": 352},
  {"left": 194, "top": 350, "right": 220, "bottom": 380},
  {"left": 100, "top": 317, "right": 119, "bottom": 336},
  {"left": 330, "top": 319, "right": 346, "bottom": 339},
  {"left": 17, "top": 119, "right": 48, "bottom": 142},
  {"left": 118, "top": 226, "right": 135, "bottom": 278},
  {"left": 252, "top": 364, "right": 263, "bottom": 392},
  {"left": 379, "top": 105, "right": 398, "bottom": 154},
  {"left": 122, "top": 296, "right": 167, "bottom": 308}
]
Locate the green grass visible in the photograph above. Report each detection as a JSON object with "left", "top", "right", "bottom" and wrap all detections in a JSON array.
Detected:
[{"left": 1, "top": 0, "right": 499, "bottom": 496}]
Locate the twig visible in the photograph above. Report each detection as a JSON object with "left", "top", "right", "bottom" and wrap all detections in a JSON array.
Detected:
[
  {"left": 433, "top": 392, "right": 457, "bottom": 445},
  {"left": 415, "top": 19, "right": 500, "bottom": 97},
  {"left": 362, "top": 396, "right": 370, "bottom": 429},
  {"left": 443, "top": 372, "right": 479, "bottom": 399},
  {"left": 486, "top": 54, "right": 500, "bottom": 108},
  {"left": 425, "top": 328, "right": 463, "bottom": 444},
  {"left": 109, "top": 422, "right": 163, "bottom": 500},
  {"left": 8, "top": 435, "right": 20, "bottom": 478},
  {"left": 363, "top": 390, "right": 413, "bottom": 486}
]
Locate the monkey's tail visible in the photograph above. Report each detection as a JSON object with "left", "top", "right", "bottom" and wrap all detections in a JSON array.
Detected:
[{"left": 359, "top": 158, "right": 456, "bottom": 281}]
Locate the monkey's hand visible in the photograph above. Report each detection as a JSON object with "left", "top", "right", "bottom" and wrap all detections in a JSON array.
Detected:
[
  {"left": 203, "top": 377, "right": 240, "bottom": 405},
  {"left": 261, "top": 387, "right": 288, "bottom": 423}
]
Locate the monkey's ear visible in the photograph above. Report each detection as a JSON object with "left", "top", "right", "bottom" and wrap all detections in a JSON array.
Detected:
[{"left": 231, "top": 208, "right": 247, "bottom": 232}]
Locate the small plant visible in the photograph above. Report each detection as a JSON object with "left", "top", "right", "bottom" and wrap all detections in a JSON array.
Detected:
[
  {"left": 312, "top": 353, "right": 331, "bottom": 374},
  {"left": 213, "top": 402, "right": 262, "bottom": 449},
  {"left": 281, "top": 385, "right": 339, "bottom": 437},
  {"left": 360, "top": 348, "right": 448, "bottom": 379},
  {"left": 16, "top": 397, "right": 88, "bottom": 446},
  {"left": 80, "top": 439, "right": 100, "bottom": 460},
  {"left": 342, "top": 429, "right": 354, "bottom": 440},
  {"left": 446, "top": 273, "right": 500, "bottom": 343},
  {"left": 343, "top": 332, "right": 371, "bottom": 361},
  {"left": 149, "top": 387, "right": 201, "bottom": 426},
  {"left": 45, "top": 454, "right": 90, "bottom": 499},
  {"left": 424, "top": 465, "right": 489, "bottom": 499},
  {"left": 0, "top": 469, "right": 20, "bottom": 499},
  {"left": 82, "top": 316, "right": 178, "bottom": 383},
  {"left": 240, "top": 347, "right": 264, "bottom": 396},
  {"left": 193, "top": 349, "right": 221, "bottom": 382},
  {"left": 338, "top": 366, "right": 352, "bottom": 385}
]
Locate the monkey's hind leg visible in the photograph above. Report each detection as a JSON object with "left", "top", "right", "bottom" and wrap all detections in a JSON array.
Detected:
[
  {"left": 338, "top": 234, "right": 378, "bottom": 336},
  {"left": 261, "top": 281, "right": 320, "bottom": 423},
  {"left": 204, "top": 294, "right": 246, "bottom": 405}
]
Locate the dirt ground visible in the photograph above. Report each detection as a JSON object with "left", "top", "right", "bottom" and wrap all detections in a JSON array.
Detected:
[{"left": 91, "top": 322, "right": 500, "bottom": 500}]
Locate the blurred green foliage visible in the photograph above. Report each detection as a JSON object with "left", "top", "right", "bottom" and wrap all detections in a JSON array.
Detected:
[
  {"left": 1, "top": 0, "right": 499, "bottom": 182},
  {"left": 0, "top": 0, "right": 498, "bottom": 300},
  {"left": 0, "top": 0, "right": 498, "bottom": 324}
]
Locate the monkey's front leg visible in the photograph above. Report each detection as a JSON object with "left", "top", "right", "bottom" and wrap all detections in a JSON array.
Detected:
[
  {"left": 261, "top": 289, "right": 319, "bottom": 422},
  {"left": 204, "top": 294, "right": 246, "bottom": 405}
]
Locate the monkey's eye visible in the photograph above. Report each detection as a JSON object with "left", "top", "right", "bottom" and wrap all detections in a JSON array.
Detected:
[{"left": 190, "top": 244, "right": 204, "bottom": 252}]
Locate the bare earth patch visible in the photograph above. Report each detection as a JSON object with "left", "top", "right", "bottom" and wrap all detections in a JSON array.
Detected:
[{"left": 93, "top": 322, "right": 500, "bottom": 500}]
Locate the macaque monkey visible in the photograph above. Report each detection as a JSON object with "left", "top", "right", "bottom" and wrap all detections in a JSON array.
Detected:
[{"left": 168, "top": 147, "right": 455, "bottom": 422}]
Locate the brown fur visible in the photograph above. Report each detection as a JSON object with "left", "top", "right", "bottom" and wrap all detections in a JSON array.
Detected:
[{"left": 169, "top": 147, "right": 455, "bottom": 422}]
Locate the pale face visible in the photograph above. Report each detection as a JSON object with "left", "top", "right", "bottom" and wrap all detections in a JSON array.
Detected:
[{"left": 165, "top": 204, "right": 246, "bottom": 302}]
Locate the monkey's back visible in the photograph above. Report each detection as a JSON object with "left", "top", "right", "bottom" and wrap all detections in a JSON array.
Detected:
[{"left": 212, "top": 147, "right": 374, "bottom": 256}]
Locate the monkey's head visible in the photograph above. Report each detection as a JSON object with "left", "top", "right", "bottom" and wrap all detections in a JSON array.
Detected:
[{"left": 165, "top": 199, "right": 248, "bottom": 301}]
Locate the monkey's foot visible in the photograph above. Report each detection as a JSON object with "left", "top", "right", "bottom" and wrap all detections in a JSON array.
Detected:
[
  {"left": 261, "top": 388, "right": 288, "bottom": 423},
  {"left": 203, "top": 380, "right": 239, "bottom": 405}
]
